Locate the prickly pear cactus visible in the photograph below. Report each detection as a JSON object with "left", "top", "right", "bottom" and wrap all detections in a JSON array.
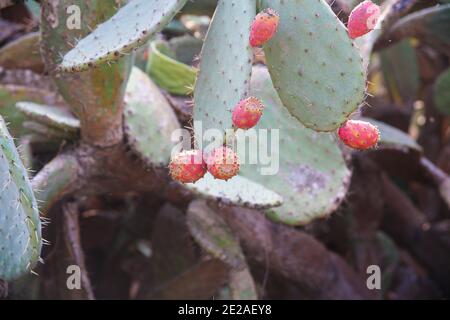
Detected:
[
  {"left": 186, "top": 173, "right": 283, "bottom": 210},
  {"left": 0, "top": 32, "right": 43, "bottom": 72},
  {"left": 0, "top": 84, "right": 62, "bottom": 138},
  {"left": 193, "top": 0, "right": 256, "bottom": 146},
  {"left": 16, "top": 102, "right": 80, "bottom": 134},
  {"left": 237, "top": 66, "right": 351, "bottom": 225},
  {"left": 183, "top": 0, "right": 353, "bottom": 224},
  {"left": 0, "top": 116, "right": 41, "bottom": 281},
  {"left": 187, "top": 200, "right": 258, "bottom": 300},
  {"left": 124, "top": 67, "right": 181, "bottom": 167},
  {"left": 434, "top": 68, "right": 450, "bottom": 116},
  {"left": 58, "top": 0, "right": 189, "bottom": 72},
  {"left": 40, "top": 0, "right": 133, "bottom": 146},
  {"left": 386, "top": 4, "right": 450, "bottom": 52},
  {"left": 146, "top": 40, "right": 197, "bottom": 96},
  {"left": 187, "top": 200, "right": 246, "bottom": 269},
  {"left": 261, "top": 0, "right": 366, "bottom": 131}
]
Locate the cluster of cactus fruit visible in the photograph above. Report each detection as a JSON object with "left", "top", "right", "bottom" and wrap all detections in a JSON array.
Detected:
[
  {"left": 2, "top": 0, "right": 416, "bottom": 282},
  {"left": 170, "top": 146, "right": 241, "bottom": 182},
  {"left": 170, "top": 0, "right": 382, "bottom": 184}
]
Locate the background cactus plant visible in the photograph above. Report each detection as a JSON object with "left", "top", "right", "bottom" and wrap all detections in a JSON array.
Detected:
[
  {"left": 124, "top": 67, "right": 181, "bottom": 167},
  {"left": 0, "top": 0, "right": 449, "bottom": 300},
  {"left": 0, "top": 116, "right": 41, "bottom": 281}
]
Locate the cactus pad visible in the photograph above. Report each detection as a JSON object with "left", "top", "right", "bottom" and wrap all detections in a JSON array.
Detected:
[
  {"left": 16, "top": 102, "right": 80, "bottom": 134},
  {"left": 0, "top": 32, "right": 43, "bottom": 72},
  {"left": 0, "top": 85, "right": 62, "bottom": 138},
  {"left": 193, "top": 0, "right": 256, "bottom": 147},
  {"left": 238, "top": 66, "right": 351, "bottom": 225},
  {"left": 185, "top": 173, "right": 283, "bottom": 210},
  {"left": 59, "top": 0, "right": 188, "bottom": 72},
  {"left": 124, "top": 67, "right": 181, "bottom": 167},
  {"left": 261, "top": 0, "right": 366, "bottom": 131},
  {"left": 0, "top": 116, "right": 41, "bottom": 281},
  {"left": 187, "top": 200, "right": 258, "bottom": 300},
  {"left": 386, "top": 4, "right": 450, "bottom": 52},
  {"left": 22, "top": 121, "right": 77, "bottom": 141},
  {"left": 146, "top": 40, "right": 197, "bottom": 96},
  {"left": 434, "top": 68, "right": 450, "bottom": 116},
  {"left": 187, "top": 200, "right": 246, "bottom": 269}
]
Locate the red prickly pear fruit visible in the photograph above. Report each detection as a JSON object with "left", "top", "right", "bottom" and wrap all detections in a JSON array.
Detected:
[
  {"left": 169, "top": 150, "right": 207, "bottom": 183},
  {"left": 250, "top": 8, "right": 280, "bottom": 47},
  {"left": 347, "top": 1, "right": 381, "bottom": 39},
  {"left": 206, "top": 146, "right": 240, "bottom": 181},
  {"left": 232, "top": 97, "right": 264, "bottom": 130},
  {"left": 338, "top": 120, "right": 380, "bottom": 150}
]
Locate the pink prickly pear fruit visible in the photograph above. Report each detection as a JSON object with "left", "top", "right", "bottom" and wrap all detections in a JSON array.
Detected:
[
  {"left": 338, "top": 120, "right": 380, "bottom": 150},
  {"left": 250, "top": 8, "right": 280, "bottom": 47},
  {"left": 206, "top": 146, "right": 240, "bottom": 181},
  {"left": 348, "top": 1, "right": 381, "bottom": 39},
  {"left": 232, "top": 97, "right": 264, "bottom": 130},
  {"left": 169, "top": 150, "right": 207, "bottom": 183}
]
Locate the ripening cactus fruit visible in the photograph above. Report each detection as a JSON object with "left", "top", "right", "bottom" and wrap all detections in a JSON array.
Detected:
[
  {"left": 232, "top": 97, "right": 264, "bottom": 129},
  {"left": 338, "top": 120, "right": 380, "bottom": 150},
  {"left": 169, "top": 150, "right": 207, "bottom": 183},
  {"left": 206, "top": 147, "right": 240, "bottom": 181},
  {"left": 347, "top": 1, "right": 381, "bottom": 39},
  {"left": 250, "top": 8, "right": 280, "bottom": 47}
]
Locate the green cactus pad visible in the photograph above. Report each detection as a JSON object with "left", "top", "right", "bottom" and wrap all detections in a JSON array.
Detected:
[
  {"left": 146, "top": 40, "right": 197, "bottom": 96},
  {"left": 386, "top": 4, "right": 450, "bottom": 52},
  {"left": 376, "top": 231, "right": 400, "bottom": 296},
  {"left": 379, "top": 39, "right": 419, "bottom": 104},
  {"left": 187, "top": 200, "right": 246, "bottom": 270},
  {"left": 0, "top": 85, "right": 62, "bottom": 138},
  {"left": 237, "top": 66, "right": 351, "bottom": 225},
  {"left": 124, "top": 67, "right": 181, "bottom": 167},
  {"left": 25, "top": 0, "right": 41, "bottom": 22},
  {"left": 360, "top": 117, "right": 422, "bottom": 152},
  {"left": 185, "top": 173, "right": 283, "bottom": 210},
  {"left": 261, "top": 0, "right": 366, "bottom": 132},
  {"left": 434, "top": 68, "right": 450, "bottom": 116},
  {"left": 0, "top": 32, "right": 43, "bottom": 72},
  {"left": 58, "top": 0, "right": 188, "bottom": 72},
  {"left": 187, "top": 200, "right": 258, "bottom": 300},
  {"left": 0, "top": 116, "right": 41, "bottom": 281},
  {"left": 16, "top": 102, "right": 80, "bottom": 134},
  {"left": 193, "top": 0, "right": 256, "bottom": 147},
  {"left": 22, "top": 121, "right": 77, "bottom": 141}
]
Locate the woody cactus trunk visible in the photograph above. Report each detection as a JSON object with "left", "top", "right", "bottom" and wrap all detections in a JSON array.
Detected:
[{"left": 1, "top": 0, "right": 449, "bottom": 299}]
